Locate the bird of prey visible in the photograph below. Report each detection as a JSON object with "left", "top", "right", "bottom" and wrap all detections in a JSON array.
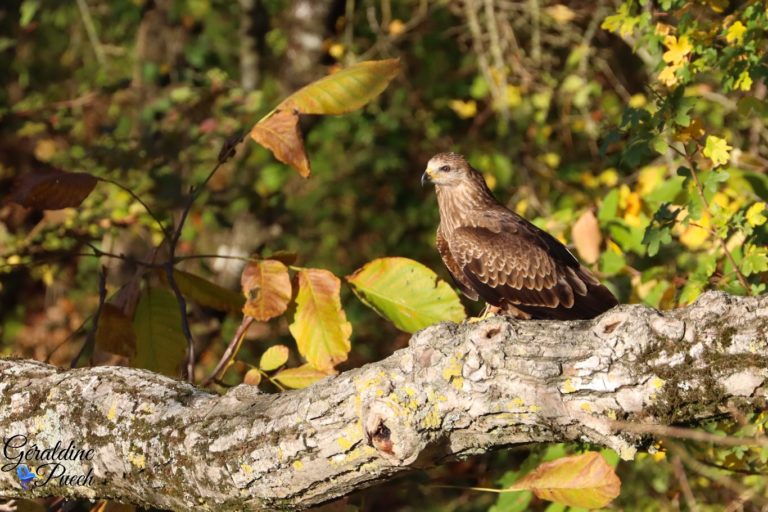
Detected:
[{"left": 422, "top": 152, "right": 618, "bottom": 320}]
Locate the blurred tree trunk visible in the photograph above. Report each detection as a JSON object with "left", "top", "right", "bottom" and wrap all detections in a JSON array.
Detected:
[{"left": 238, "top": 0, "right": 268, "bottom": 91}]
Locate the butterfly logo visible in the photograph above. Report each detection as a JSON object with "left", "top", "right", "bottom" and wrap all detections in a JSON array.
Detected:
[{"left": 16, "top": 464, "right": 37, "bottom": 490}]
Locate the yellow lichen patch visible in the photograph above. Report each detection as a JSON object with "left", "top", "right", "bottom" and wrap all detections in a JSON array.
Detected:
[
  {"left": 128, "top": 453, "right": 146, "bottom": 469},
  {"left": 442, "top": 356, "right": 463, "bottom": 382},
  {"left": 107, "top": 401, "right": 118, "bottom": 422},
  {"left": 606, "top": 409, "right": 618, "bottom": 420},
  {"left": 561, "top": 379, "right": 577, "bottom": 393},
  {"left": 528, "top": 405, "right": 541, "bottom": 413},
  {"left": 509, "top": 397, "right": 525, "bottom": 408},
  {"left": 451, "top": 377, "right": 464, "bottom": 391},
  {"left": 651, "top": 377, "right": 665, "bottom": 389},
  {"left": 652, "top": 451, "right": 667, "bottom": 462},
  {"left": 241, "top": 463, "right": 253, "bottom": 475},
  {"left": 337, "top": 436, "right": 353, "bottom": 451},
  {"left": 404, "top": 385, "right": 416, "bottom": 397},
  {"left": 580, "top": 402, "right": 592, "bottom": 412},
  {"left": 292, "top": 460, "right": 304, "bottom": 470}
]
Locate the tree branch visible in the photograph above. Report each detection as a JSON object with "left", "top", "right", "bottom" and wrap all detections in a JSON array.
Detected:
[{"left": 1, "top": 291, "right": 766, "bottom": 510}]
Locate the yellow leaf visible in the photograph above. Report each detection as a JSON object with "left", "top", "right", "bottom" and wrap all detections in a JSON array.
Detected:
[
  {"left": 505, "top": 85, "right": 522, "bottom": 107},
  {"left": 259, "top": 344, "right": 290, "bottom": 371},
  {"left": 276, "top": 58, "right": 400, "bottom": 115},
  {"left": 241, "top": 259, "right": 292, "bottom": 321},
  {"left": 655, "top": 23, "right": 672, "bottom": 36},
  {"left": 289, "top": 269, "right": 352, "bottom": 371},
  {"left": 662, "top": 35, "right": 692, "bottom": 65},
  {"left": 571, "top": 210, "right": 602, "bottom": 264},
  {"left": 735, "top": 70, "right": 752, "bottom": 92},
  {"left": 388, "top": 19, "right": 406, "bottom": 36},
  {"left": 725, "top": 21, "right": 746, "bottom": 44},
  {"left": 703, "top": 135, "right": 732, "bottom": 167},
  {"left": 328, "top": 43, "right": 345, "bottom": 59},
  {"left": 658, "top": 64, "right": 680, "bottom": 87},
  {"left": 509, "top": 452, "right": 621, "bottom": 509},
  {"left": 599, "top": 169, "right": 619, "bottom": 187},
  {"left": 637, "top": 165, "right": 665, "bottom": 195},
  {"left": 273, "top": 364, "right": 334, "bottom": 389},
  {"left": 628, "top": 94, "right": 646, "bottom": 108},
  {"left": 545, "top": 4, "right": 576, "bottom": 24},
  {"left": 679, "top": 213, "right": 711, "bottom": 250},
  {"left": 448, "top": 99, "right": 477, "bottom": 119},
  {"left": 746, "top": 202, "right": 767, "bottom": 227}
]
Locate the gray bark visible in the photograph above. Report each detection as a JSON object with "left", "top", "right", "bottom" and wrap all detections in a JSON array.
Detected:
[{"left": 0, "top": 291, "right": 766, "bottom": 511}]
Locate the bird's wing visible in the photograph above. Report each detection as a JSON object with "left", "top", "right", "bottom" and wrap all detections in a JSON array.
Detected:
[
  {"left": 448, "top": 217, "right": 600, "bottom": 312},
  {"left": 437, "top": 224, "right": 479, "bottom": 300}
]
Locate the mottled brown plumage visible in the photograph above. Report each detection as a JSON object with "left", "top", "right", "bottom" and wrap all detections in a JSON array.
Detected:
[{"left": 423, "top": 152, "right": 618, "bottom": 320}]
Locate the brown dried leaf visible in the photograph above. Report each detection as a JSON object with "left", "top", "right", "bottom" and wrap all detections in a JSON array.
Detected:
[
  {"left": 243, "top": 368, "right": 262, "bottom": 386},
  {"left": 241, "top": 259, "right": 292, "bottom": 321},
  {"left": 7, "top": 167, "right": 97, "bottom": 210},
  {"left": 571, "top": 209, "right": 602, "bottom": 264},
  {"left": 250, "top": 109, "right": 311, "bottom": 177}
]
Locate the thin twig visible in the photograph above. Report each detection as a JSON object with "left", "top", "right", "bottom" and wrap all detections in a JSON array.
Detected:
[
  {"left": 71, "top": 267, "right": 108, "bottom": 368},
  {"left": 98, "top": 177, "right": 169, "bottom": 240},
  {"left": 75, "top": 0, "right": 106, "bottom": 67},
  {"left": 611, "top": 421, "right": 768, "bottom": 448},
  {"left": 202, "top": 316, "right": 255, "bottom": 387},
  {"left": 672, "top": 455, "right": 699, "bottom": 512},
  {"left": 165, "top": 262, "right": 196, "bottom": 382}
]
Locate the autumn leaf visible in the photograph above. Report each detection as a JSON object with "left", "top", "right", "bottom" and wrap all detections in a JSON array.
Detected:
[
  {"left": 571, "top": 210, "right": 602, "bottom": 264},
  {"left": 243, "top": 369, "right": 262, "bottom": 386},
  {"left": 725, "top": 21, "right": 746, "bottom": 44},
  {"left": 241, "top": 259, "right": 292, "bottom": 322},
  {"left": 277, "top": 58, "right": 400, "bottom": 115},
  {"left": 662, "top": 35, "right": 692, "bottom": 65},
  {"left": 289, "top": 269, "right": 352, "bottom": 371},
  {"left": 273, "top": 363, "right": 334, "bottom": 389},
  {"left": 159, "top": 269, "right": 244, "bottom": 314},
  {"left": 7, "top": 167, "right": 97, "bottom": 210},
  {"left": 259, "top": 344, "right": 290, "bottom": 371},
  {"left": 95, "top": 303, "right": 137, "bottom": 358},
  {"left": 346, "top": 257, "right": 466, "bottom": 333},
  {"left": 703, "top": 135, "right": 732, "bottom": 167},
  {"left": 250, "top": 109, "right": 311, "bottom": 178},
  {"left": 746, "top": 202, "right": 767, "bottom": 227},
  {"left": 509, "top": 452, "right": 621, "bottom": 509}
]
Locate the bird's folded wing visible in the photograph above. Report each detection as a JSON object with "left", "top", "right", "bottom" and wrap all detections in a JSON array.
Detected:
[
  {"left": 449, "top": 224, "right": 587, "bottom": 309},
  {"left": 437, "top": 225, "right": 479, "bottom": 300}
]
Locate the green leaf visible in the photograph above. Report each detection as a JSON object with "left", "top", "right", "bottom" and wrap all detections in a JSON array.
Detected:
[
  {"left": 599, "top": 251, "right": 625, "bottom": 276},
  {"left": 278, "top": 59, "right": 400, "bottom": 115},
  {"left": 642, "top": 225, "right": 672, "bottom": 257},
  {"left": 289, "top": 269, "right": 352, "bottom": 371},
  {"left": 703, "top": 135, "right": 732, "bottom": 167},
  {"left": 597, "top": 189, "right": 620, "bottom": 223},
  {"left": 259, "top": 344, "right": 290, "bottom": 371},
  {"left": 131, "top": 287, "right": 187, "bottom": 377},
  {"left": 508, "top": 452, "right": 621, "bottom": 509},
  {"left": 273, "top": 364, "right": 333, "bottom": 389},
  {"left": 160, "top": 269, "right": 244, "bottom": 314},
  {"left": 346, "top": 257, "right": 466, "bottom": 333}
]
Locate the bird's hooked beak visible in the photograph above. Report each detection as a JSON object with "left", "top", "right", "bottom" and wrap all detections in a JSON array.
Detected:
[{"left": 421, "top": 166, "right": 435, "bottom": 187}]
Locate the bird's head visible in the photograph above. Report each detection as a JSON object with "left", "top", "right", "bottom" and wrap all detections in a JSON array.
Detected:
[{"left": 422, "top": 152, "right": 472, "bottom": 187}]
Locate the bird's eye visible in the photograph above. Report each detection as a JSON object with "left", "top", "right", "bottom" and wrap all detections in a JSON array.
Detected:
[{"left": 439, "top": 165, "right": 450, "bottom": 172}]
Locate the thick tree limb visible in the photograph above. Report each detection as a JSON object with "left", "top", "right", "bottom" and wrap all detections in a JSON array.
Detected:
[{"left": 1, "top": 292, "right": 766, "bottom": 510}]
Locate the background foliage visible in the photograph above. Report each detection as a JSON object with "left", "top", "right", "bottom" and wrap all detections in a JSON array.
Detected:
[{"left": 0, "top": 0, "right": 766, "bottom": 510}]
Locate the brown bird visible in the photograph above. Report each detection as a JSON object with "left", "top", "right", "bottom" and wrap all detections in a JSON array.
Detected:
[{"left": 422, "top": 152, "right": 618, "bottom": 320}]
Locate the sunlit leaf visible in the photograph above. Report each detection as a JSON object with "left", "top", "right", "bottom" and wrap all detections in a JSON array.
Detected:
[
  {"left": 571, "top": 210, "right": 602, "bottom": 264},
  {"left": 159, "top": 269, "right": 244, "bottom": 314},
  {"left": 289, "top": 269, "right": 351, "bottom": 370},
  {"left": 241, "top": 259, "right": 292, "bottom": 322},
  {"left": 131, "top": 287, "right": 187, "bottom": 377},
  {"left": 273, "top": 363, "right": 334, "bottom": 389},
  {"left": 7, "top": 167, "right": 97, "bottom": 210},
  {"left": 346, "top": 257, "right": 466, "bottom": 333},
  {"left": 95, "top": 303, "right": 136, "bottom": 358},
  {"left": 244, "top": 369, "right": 262, "bottom": 386},
  {"left": 703, "top": 135, "right": 732, "bottom": 167},
  {"left": 277, "top": 58, "right": 400, "bottom": 115},
  {"left": 509, "top": 452, "right": 621, "bottom": 509},
  {"left": 250, "top": 109, "right": 311, "bottom": 177},
  {"left": 259, "top": 344, "right": 289, "bottom": 371}
]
